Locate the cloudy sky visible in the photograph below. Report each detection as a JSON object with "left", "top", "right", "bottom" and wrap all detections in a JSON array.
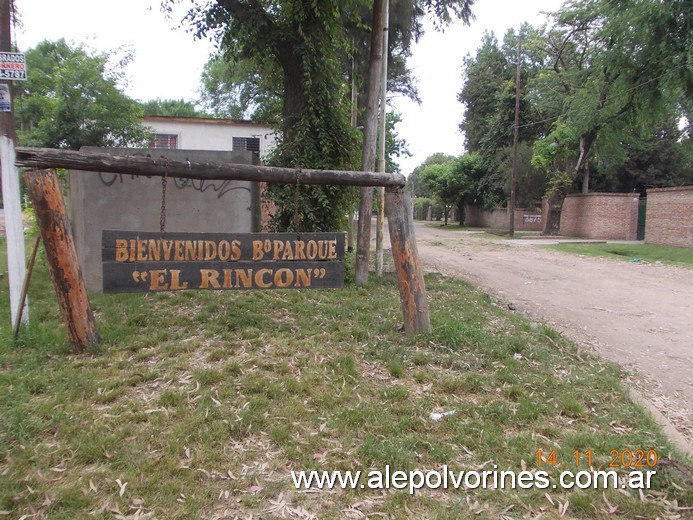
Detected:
[{"left": 15, "top": 0, "right": 562, "bottom": 175}]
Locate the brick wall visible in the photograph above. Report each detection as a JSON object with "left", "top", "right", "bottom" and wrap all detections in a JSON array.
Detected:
[
  {"left": 645, "top": 186, "right": 693, "bottom": 249},
  {"left": 547, "top": 193, "right": 640, "bottom": 240}
]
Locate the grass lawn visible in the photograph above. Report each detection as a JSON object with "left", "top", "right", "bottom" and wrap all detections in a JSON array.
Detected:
[
  {"left": 1, "top": 237, "right": 691, "bottom": 519},
  {"left": 551, "top": 243, "right": 693, "bottom": 268}
]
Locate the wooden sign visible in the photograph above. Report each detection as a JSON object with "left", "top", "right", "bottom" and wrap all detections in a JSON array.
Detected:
[{"left": 102, "top": 230, "right": 345, "bottom": 293}]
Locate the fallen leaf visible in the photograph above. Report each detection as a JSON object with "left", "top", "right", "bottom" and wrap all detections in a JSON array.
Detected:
[{"left": 115, "top": 478, "right": 128, "bottom": 497}]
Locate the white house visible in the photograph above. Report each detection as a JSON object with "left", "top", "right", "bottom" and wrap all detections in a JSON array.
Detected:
[{"left": 143, "top": 115, "right": 278, "bottom": 158}]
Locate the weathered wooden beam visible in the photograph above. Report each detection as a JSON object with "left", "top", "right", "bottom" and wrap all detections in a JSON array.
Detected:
[
  {"left": 385, "top": 188, "right": 430, "bottom": 335},
  {"left": 24, "top": 169, "right": 100, "bottom": 352},
  {"left": 15, "top": 147, "right": 407, "bottom": 188}
]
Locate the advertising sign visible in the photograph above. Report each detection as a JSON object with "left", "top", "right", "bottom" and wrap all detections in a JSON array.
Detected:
[{"left": 0, "top": 52, "right": 27, "bottom": 80}]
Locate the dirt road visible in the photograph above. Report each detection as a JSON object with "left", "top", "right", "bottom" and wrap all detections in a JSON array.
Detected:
[{"left": 412, "top": 223, "right": 693, "bottom": 452}]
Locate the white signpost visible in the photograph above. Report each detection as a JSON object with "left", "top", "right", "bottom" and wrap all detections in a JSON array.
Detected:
[
  {"left": 1, "top": 135, "right": 28, "bottom": 327},
  {"left": 1, "top": 51, "right": 28, "bottom": 329}
]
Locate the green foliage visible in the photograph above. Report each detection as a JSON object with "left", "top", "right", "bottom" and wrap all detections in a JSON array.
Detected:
[
  {"left": 266, "top": 184, "right": 359, "bottom": 233},
  {"left": 14, "top": 39, "right": 150, "bottom": 149},
  {"left": 418, "top": 153, "right": 487, "bottom": 223},
  {"left": 407, "top": 153, "right": 456, "bottom": 198},
  {"left": 531, "top": 120, "right": 578, "bottom": 173},
  {"left": 186, "top": 0, "right": 475, "bottom": 230},
  {"left": 496, "top": 142, "right": 546, "bottom": 209},
  {"left": 412, "top": 152, "right": 496, "bottom": 223},
  {"left": 140, "top": 98, "right": 209, "bottom": 118},
  {"left": 199, "top": 54, "right": 281, "bottom": 121},
  {"left": 458, "top": 1, "right": 691, "bottom": 220},
  {"left": 413, "top": 197, "right": 443, "bottom": 220},
  {"left": 592, "top": 116, "right": 693, "bottom": 193},
  {"left": 177, "top": 0, "right": 365, "bottom": 231},
  {"left": 384, "top": 111, "right": 410, "bottom": 174},
  {"left": 458, "top": 25, "right": 550, "bottom": 208},
  {"left": 529, "top": 0, "right": 692, "bottom": 194}
]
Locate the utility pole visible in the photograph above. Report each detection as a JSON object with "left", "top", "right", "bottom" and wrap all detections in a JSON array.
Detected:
[
  {"left": 0, "top": 0, "right": 29, "bottom": 329},
  {"left": 347, "top": 50, "right": 358, "bottom": 252},
  {"left": 509, "top": 30, "right": 522, "bottom": 237},
  {"left": 375, "top": 0, "right": 389, "bottom": 277}
]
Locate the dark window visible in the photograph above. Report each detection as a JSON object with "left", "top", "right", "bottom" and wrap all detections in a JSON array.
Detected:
[
  {"left": 232, "top": 136, "right": 261, "bottom": 153},
  {"left": 150, "top": 134, "right": 178, "bottom": 149}
]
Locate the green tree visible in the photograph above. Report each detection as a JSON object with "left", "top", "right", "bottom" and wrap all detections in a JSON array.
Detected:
[
  {"left": 419, "top": 153, "right": 483, "bottom": 226},
  {"left": 449, "top": 152, "right": 485, "bottom": 223},
  {"left": 140, "top": 98, "right": 209, "bottom": 118},
  {"left": 531, "top": 0, "right": 692, "bottom": 234},
  {"left": 407, "top": 152, "right": 456, "bottom": 198},
  {"left": 419, "top": 160, "right": 459, "bottom": 226},
  {"left": 347, "top": 0, "right": 477, "bottom": 114},
  {"left": 458, "top": 26, "right": 551, "bottom": 209},
  {"left": 198, "top": 54, "right": 281, "bottom": 121},
  {"left": 497, "top": 142, "right": 545, "bottom": 210},
  {"left": 15, "top": 39, "right": 149, "bottom": 149},
  {"left": 172, "top": 0, "right": 363, "bottom": 232},
  {"left": 173, "top": 0, "right": 476, "bottom": 231},
  {"left": 591, "top": 116, "right": 693, "bottom": 193},
  {"left": 458, "top": 32, "right": 506, "bottom": 155}
]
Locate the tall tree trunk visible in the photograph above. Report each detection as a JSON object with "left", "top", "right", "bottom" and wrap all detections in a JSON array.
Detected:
[
  {"left": 458, "top": 202, "right": 465, "bottom": 226},
  {"left": 543, "top": 131, "right": 596, "bottom": 235},
  {"left": 280, "top": 48, "right": 306, "bottom": 145},
  {"left": 544, "top": 187, "right": 567, "bottom": 236},
  {"left": 355, "top": 0, "right": 386, "bottom": 286},
  {"left": 582, "top": 160, "right": 590, "bottom": 194}
]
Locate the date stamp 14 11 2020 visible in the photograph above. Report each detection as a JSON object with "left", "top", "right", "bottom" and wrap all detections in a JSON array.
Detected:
[{"left": 536, "top": 449, "right": 658, "bottom": 468}]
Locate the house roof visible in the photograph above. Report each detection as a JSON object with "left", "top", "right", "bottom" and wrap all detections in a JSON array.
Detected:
[{"left": 142, "top": 115, "right": 275, "bottom": 128}]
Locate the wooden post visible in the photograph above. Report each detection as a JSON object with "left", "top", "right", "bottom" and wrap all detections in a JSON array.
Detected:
[
  {"left": 375, "top": 0, "right": 389, "bottom": 277},
  {"left": 509, "top": 30, "right": 522, "bottom": 237},
  {"left": 13, "top": 234, "right": 40, "bottom": 338},
  {"left": 355, "top": 0, "right": 387, "bottom": 286},
  {"left": 385, "top": 188, "right": 430, "bottom": 335},
  {"left": 24, "top": 169, "right": 100, "bottom": 352}
]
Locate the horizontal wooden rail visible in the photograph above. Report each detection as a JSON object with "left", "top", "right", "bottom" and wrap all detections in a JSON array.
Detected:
[{"left": 15, "top": 147, "right": 406, "bottom": 188}]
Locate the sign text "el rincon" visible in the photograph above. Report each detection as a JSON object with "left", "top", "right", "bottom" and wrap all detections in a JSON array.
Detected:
[{"left": 102, "top": 230, "right": 345, "bottom": 293}]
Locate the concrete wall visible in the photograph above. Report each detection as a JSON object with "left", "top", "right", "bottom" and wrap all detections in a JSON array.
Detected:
[
  {"left": 465, "top": 206, "right": 507, "bottom": 229},
  {"left": 550, "top": 193, "right": 639, "bottom": 240},
  {"left": 645, "top": 186, "right": 693, "bottom": 248},
  {"left": 464, "top": 206, "right": 543, "bottom": 231},
  {"left": 515, "top": 209, "right": 543, "bottom": 231},
  {"left": 143, "top": 116, "right": 277, "bottom": 160},
  {"left": 70, "top": 148, "right": 262, "bottom": 292}
]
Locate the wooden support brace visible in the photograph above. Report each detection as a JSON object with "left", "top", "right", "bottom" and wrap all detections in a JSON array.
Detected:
[
  {"left": 24, "top": 169, "right": 100, "bottom": 352},
  {"left": 385, "top": 188, "right": 430, "bottom": 335},
  {"left": 13, "top": 234, "right": 41, "bottom": 339}
]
